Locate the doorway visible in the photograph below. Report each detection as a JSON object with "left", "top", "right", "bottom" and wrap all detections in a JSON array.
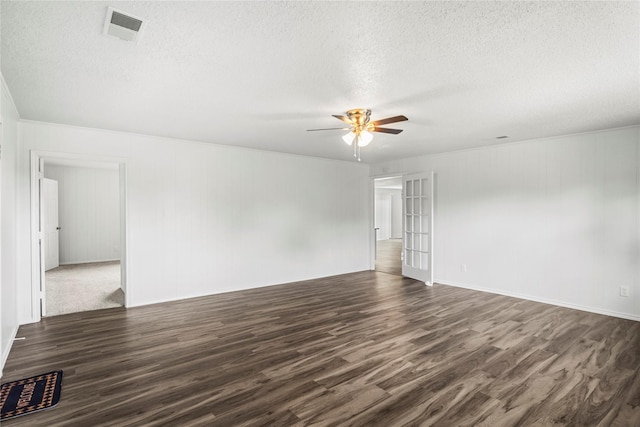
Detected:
[
  {"left": 31, "top": 153, "right": 127, "bottom": 319},
  {"left": 374, "top": 176, "right": 403, "bottom": 275}
]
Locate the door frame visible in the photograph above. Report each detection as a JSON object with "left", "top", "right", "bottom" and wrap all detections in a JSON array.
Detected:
[
  {"left": 370, "top": 174, "right": 405, "bottom": 271},
  {"left": 30, "top": 150, "right": 129, "bottom": 321},
  {"left": 371, "top": 172, "right": 435, "bottom": 284}
]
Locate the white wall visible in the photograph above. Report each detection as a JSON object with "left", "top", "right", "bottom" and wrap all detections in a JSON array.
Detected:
[
  {"left": 16, "top": 121, "right": 371, "bottom": 323},
  {"left": 375, "top": 188, "right": 402, "bottom": 240},
  {"left": 387, "top": 188, "right": 402, "bottom": 239},
  {"left": 1, "top": 78, "right": 20, "bottom": 373},
  {"left": 372, "top": 126, "right": 640, "bottom": 320},
  {"left": 391, "top": 191, "right": 402, "bottom": 239},
  {"left": 375, "top": 193, "right": 391, "bottom": 240},
  {"left": 44, "top": 165, "right": 120, "bottom": 265}
]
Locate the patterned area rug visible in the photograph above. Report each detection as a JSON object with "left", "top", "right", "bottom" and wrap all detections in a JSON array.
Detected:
[{"left": 0, "top": 371, "right": 63, "bottom": 420}]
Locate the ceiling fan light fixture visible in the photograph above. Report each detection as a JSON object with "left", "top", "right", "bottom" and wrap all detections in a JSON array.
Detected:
[
  {"left": 357, "top": 130, "right": 373, "bottom": 147},
  {"left": 307, "top": 109, "right": 407, "bottom": 161},
  {"left": 342, "top": 131, "right": 355, "bottom": 145}
]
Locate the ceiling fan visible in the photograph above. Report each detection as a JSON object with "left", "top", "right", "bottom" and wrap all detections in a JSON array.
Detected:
[{"left": 307, "top": 108, "right": 408, "bottom": 161}]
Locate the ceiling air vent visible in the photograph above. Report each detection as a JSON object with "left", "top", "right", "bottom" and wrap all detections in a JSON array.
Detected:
[{"left": 103, "top": 7, "right": 146, "bottom": 43}]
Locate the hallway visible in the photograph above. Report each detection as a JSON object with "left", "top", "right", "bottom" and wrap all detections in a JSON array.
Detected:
[{"left": 375, "top": 238, "right": 402, "bottom": 276}]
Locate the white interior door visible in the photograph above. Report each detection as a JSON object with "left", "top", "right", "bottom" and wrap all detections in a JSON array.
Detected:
[
  {"left": 402, "top": 172, "right": 434, "bottom": 285},
  {"left": 43, "top": 178, "right": 60, "bottom": 271},
  {"left": 375, "top": 195, "right": 391, "bottom": 240}
]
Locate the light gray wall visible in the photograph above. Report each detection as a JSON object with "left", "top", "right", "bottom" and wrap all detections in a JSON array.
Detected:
[
  {"left": 372, "top": 126, "right": 640, "bottom": 320},
  {"left": 16, "top": 121, "right": 371, "bottom": 323},
  {"left": 1, "top": 79, "right": 20, "bottom": 373},
  {"left": 391, "top": 191, "right": 402, "bottom": 239},
  {"left": 44, "top": 165, "right": 120, "bottom": 265},
  {"left": 375, "top": 193, "right": 391, "bottom": 240},
  {"left": 375, "top": 188, "right": 402, "bottom": 240}
]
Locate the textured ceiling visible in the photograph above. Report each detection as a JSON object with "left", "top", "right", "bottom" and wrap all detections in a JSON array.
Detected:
[{"left": 2, "top": 1, "right": 639, "bottom": 163}]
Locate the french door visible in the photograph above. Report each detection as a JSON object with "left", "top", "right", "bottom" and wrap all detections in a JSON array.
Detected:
[{"left": 402, "top": 172, "right": 434, "bottom": 285}]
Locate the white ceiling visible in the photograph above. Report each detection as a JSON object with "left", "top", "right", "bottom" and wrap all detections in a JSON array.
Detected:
[{"left": 2, "top": 1, "right": 639, "bottom": 164}]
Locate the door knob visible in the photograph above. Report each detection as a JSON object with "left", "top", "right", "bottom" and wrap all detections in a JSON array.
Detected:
[{"left": 56, "top": 227, "right": 61, "bottom": 230}]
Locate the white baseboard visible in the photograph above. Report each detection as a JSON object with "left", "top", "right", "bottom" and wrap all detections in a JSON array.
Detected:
[
  {"left": 436, "top": 279, "right": 640, "bottom": 322},
  {"left": 59, "top": 258, "right": 120, "bottom": 266},
  {"left": 0, "top": 325, "right": 19, "bottom": 378}
]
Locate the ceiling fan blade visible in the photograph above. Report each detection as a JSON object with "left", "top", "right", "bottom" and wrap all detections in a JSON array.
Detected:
[
  {"left": 370, "top": 115, "right": 408, "bottom": 126},
  {"left": 332, "top": 115, "right": 353, "bottom": 124},
  {"left": 307, "top": 127, "right": 351, "bottom": 132},
  {"left": 372, "top": 127, "right": 403, "bottom": 135}
]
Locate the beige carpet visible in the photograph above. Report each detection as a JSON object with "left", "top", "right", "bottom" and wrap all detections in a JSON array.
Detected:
[{"left": 45, "top": 261, "right": 123, "bottom": 317}]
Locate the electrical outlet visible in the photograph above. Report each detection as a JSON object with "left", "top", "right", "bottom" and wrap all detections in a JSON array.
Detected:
[
  {"left": 460, "top": 264, "right": 467, "bottom": 273},
  {"left": 620, "top": 286, "right": 630, "bottom": 297}
]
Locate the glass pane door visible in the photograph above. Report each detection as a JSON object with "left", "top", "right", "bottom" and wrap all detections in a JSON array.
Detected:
[{"left": 402, "top": 172, "right": 434, "bottom": 285}]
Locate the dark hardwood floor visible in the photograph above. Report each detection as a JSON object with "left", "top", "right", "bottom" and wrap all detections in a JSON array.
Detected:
[
  {"left": 3, "top": 271, "right": 639, "bottom": 426},
  {"left": 375, "top": 239, "right": 402, "bottom": 276}
]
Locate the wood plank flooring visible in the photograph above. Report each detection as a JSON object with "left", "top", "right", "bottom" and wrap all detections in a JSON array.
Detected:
[
  {"left": 3, "top": 271, "right": 639, "bottom": 426},
  {"left": 375, "top": 239, "right": 402, "bottom": 276}
]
